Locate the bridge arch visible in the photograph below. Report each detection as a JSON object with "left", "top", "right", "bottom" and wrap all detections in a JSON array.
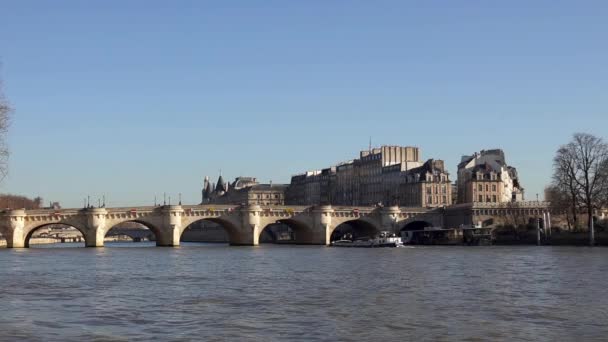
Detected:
[
  {"left": 24, "top": 222, "right": 88, "bottom": 248},
  {"left": 330, "top": 218, "right": 381, "bottom": 242},
  {"left": 259, "top": 218, "right": 315, "bottom": 244},
  {"left": 104, "top": 220, "right": 158, "bottom": 244},
  {"left": 180, "top": 218, "right": 241, "bottom": 245},
  {"left": 400, "top": 220, "right": 434, "bottom": 232}
]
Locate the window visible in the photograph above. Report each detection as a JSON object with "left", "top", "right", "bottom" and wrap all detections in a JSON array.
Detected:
[
  {"left": 442, "top": 185, "right": 446, "bottom": 194},
  {"left": 478, "top": 184, "right": 482, "bottom": 191},
  {"left": 492, "top": 195, "right": 497, "bottom": 202},
  {"left": 486, "top": 184, "right": 489, "bottom": 191},
  {"left": 486, "top": 196, "right": 491, "bottom": 202},
  {"left": 443, "top": 196, "right": 447, "bottom": 203},
  {"left": 479, "top": 195, "right": 483, "bottom": 202},
  {"left": 427, "top": 196, "right": 432, "bottom": 204},
  {"left": 492, "top": 184, "right": 497, "bottom": 191}
]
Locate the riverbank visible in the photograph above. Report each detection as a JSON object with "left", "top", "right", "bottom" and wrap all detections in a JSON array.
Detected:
[
  {"left": 0, "top": 237, "right": 69, "bottom": 247},
  {"left": 494, "top": 230, "right": 608, "bottom": 246},
  {"left": 3, "top": 232, "right": 607, "bottom": 247}
]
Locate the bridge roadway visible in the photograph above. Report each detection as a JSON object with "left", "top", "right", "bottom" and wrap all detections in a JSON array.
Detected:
[{"left": 0, "top": 204, "right": 440, "bottom": 248}]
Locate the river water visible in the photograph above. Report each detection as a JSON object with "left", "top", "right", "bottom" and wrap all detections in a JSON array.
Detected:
[{"left": 0, "top": 243, "right": 607, "bottom": 341}]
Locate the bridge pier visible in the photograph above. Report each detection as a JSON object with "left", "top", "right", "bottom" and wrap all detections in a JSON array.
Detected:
[
  {"left": 230, "top": 205, "right": 262, "bottom": 246},
  {"left": 0, "top": 210, "right": 27, "bottom": 248},
  {"left": 314, "top": 205, "right": 334, "bottom": 245},
  {"left": 156, "top": 205, "right": 183, "bottom": 246},
  {"left": 84, "top": 208, "right": 108, "bottom": 247},
  {"left": 380, "top": 206, "right": 401, "bottom": 233}
]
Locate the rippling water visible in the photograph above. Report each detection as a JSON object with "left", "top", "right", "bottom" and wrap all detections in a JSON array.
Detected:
[{"left": 1, "top": 244, "right": 607, "bottom": 341}]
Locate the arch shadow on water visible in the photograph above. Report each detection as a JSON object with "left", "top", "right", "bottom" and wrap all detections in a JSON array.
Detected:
[
  {"left": 330, "top": 219, "right": 380, "bottom": 242},
  {"left": 180, "top": 218, "right": 238, "bottom": 245},
  {"left": 26, "top": 223, "right": 86, "bottom": 248},
  {"left": 400, "top": 220, "right": 433, "bottom": 232},
  {"left": 260, "top": 219, "right": 314, "bottom": 244},
  {"left": 104, "top": 220, "right": 159, "bottom": 247}
]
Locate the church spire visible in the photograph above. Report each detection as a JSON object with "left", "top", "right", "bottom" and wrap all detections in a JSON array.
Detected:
[
  {"left": 216, "top": 172, "right": 227, "bottom": 193},
  {"left": 202, "top": 176, "right": 211, "bottom": 203}
]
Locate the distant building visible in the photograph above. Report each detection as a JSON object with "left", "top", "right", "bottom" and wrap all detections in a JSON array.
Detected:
[
  {"left": 202, "top": 175, "right": 287, "bottom": 205},
  {"left": 395, "top": 159, "right": 452, "bottom": 207},
  {"left": 457, "top": 149, "right": 524, "bottom": 204},
  {"left": 286, "top": 145, "right": 452, "bottom": 207}
]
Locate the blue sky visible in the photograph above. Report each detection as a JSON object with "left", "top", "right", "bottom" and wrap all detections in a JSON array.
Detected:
[{"left": 1, "top": 0, "right": 607, "bottom": 208}]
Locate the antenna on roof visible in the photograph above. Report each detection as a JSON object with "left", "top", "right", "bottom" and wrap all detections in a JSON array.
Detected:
[{"left": 369, "top": 136, "right": 372, "bottom": 152}]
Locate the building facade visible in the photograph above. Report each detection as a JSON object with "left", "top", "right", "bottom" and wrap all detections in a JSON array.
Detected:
[
  {"left": 202, "top": 175, "right": 287, "bottom": 205},
  {"left": 457, "top": 149, "right": 524, "bottom": 204},
  {"left": 286, "top": 145, "right": 452, "bottom": 207},
  {"left": 396, "top": 159, "right": 452, "bottom": 207}
]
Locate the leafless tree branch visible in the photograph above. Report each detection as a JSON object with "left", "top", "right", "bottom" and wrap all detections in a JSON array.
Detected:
[{"left": 0, "top": 77, "right": 11, "bottom": 183}]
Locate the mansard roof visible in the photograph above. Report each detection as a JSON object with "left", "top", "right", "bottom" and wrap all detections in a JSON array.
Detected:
[
  {"left": 231, "top": 177, "right": 258, "bottom": 190},
  {"left": 408, "top": 159, "right": 447, "bottom": 176}
]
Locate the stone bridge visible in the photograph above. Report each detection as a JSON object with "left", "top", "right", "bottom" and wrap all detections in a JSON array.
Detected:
[{"left": 0, "top": 204, "right": 441, "bottom": 248}]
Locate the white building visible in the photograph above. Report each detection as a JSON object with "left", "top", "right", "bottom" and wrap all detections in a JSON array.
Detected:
[{"left": 457, "top": 149, "right": 524, "bottom": 204}]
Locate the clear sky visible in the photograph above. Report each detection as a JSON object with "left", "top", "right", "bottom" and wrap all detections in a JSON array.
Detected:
[{"left": 1, "top": 0, "right": 607, "bottom": 208}]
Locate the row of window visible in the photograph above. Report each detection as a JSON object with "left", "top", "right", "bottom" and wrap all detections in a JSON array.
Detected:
[
  {"left": 426, "top": 196, "right": 449, "bottom": 204},
  {"left": 478, "top": 195, "right": 498, "bottom": 203},
  {"left": 477, "top": 184, "right": 497, "bottom": 192},
  {"left": 476, "top": 172, "right": 498, "bottom": 181},
  {"left": 249, "top": 194, "right": 282, "bottom": 199},
  {"left": 426, "top": 185, "right": 448, "bottom": 195}
]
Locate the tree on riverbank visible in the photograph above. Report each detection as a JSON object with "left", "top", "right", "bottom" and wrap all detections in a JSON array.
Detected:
[
  {"left": 0, "top": 194, "right": 44, "bottom": 209},
  {"left": 0, "top": 76, "right": 10, "bottom": 183},
  {"left": 552, "top": 133, "right": 608, "bottom": 245}
]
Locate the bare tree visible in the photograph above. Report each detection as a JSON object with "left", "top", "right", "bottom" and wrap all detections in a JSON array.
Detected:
[
  {"left": 552, "top": 145, "right": 581, "bottom": 230},
  {"left": 0, "top": 77, "right": 10, "bottom": 182},
  {"left": 503, "top": 201, "right": 528, "bottom": 228},
  {"left": 554, "top": 133, "right": 608, "bottom": 245},
  {"left": 545, "top": 185, "right": 574, "bottom": 230}
]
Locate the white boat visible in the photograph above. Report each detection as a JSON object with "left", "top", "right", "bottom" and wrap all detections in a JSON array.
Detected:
[{"left": 331, "top": 231, "right": 403, "bottom": 248}]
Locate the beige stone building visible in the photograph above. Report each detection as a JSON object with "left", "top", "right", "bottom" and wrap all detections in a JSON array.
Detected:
[
  {"left": 396, "top": 159, "right": 452, "bottom": 207},
  {"left": 286, "top": 145, "right": 452, "bottom": 207},
  {"left": 457, "top": 149, "right": 524, "bottom": 204},
  {"left": 202, "top": 175, "right": 287, "bottom": 205}
]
